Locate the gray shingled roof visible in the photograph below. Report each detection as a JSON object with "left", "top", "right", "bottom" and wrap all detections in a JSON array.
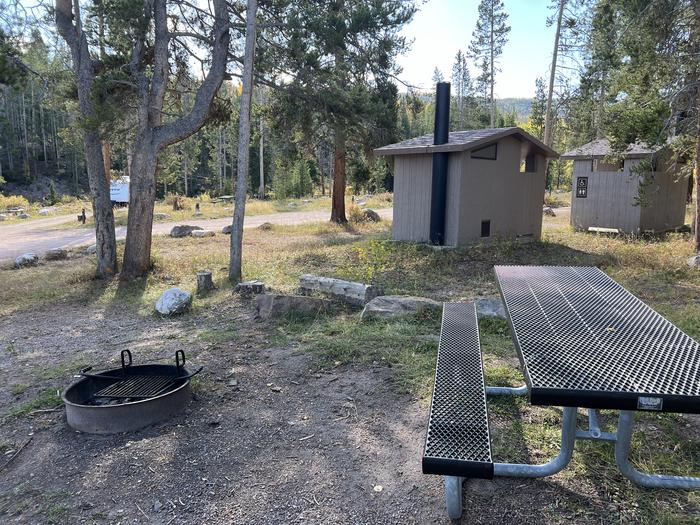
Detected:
[
  {"left": 560, "top": 138, "right": 663, "bottom": 160},
  {"left": 374, "top": 127, "right": 559, "bottom": 158}
]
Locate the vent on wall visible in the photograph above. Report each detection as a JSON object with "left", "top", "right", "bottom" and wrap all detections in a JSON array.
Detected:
[{"left": 481, "top": 220, "right": 491, "bottom": 238}]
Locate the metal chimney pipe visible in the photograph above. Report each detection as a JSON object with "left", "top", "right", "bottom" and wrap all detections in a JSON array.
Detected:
[{"left": 430, "top": 82, "right": 450, "bottom": 245}]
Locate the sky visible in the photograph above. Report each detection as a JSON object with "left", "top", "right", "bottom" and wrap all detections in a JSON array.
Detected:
[{"left": 396, "top": 0, "right": 558, "bottom": 99}]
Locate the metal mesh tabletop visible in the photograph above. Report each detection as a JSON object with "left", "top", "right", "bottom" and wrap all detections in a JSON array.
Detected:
[{"left": 495, "top": 265, "right": 700, "bottom": 413}]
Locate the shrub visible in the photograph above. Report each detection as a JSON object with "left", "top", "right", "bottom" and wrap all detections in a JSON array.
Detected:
[
  {"left": 347, "top": 204, "right": 365, "bottom": 223},
  {"left": 0, "top": 194, "right": 30, "bottom": 210}
]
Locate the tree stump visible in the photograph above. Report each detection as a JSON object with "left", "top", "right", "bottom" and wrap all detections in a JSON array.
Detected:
[{"left": 196, "top": 271, "right": 216, "bottom": 294}]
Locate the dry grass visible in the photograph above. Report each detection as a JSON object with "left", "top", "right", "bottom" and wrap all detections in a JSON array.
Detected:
[{"left": 68, "top": 194, "right": 393, "bottom": 228}]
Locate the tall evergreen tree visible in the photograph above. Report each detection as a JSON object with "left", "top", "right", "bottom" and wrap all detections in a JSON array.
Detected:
[
  {"left": 451, "top": 50, "right": 472, "bottom": 129},
  {"left": 529, "top": 78, "right": 547, "bottom": 140},
  {"left": 432, "top": 67, "right": 444, "bottom": 86},
  {"left": 468, "top": 0, "right": 510, "bottom": 127},
  {"left": 267, "top": 0, "right": 415, "bottom": 223}
]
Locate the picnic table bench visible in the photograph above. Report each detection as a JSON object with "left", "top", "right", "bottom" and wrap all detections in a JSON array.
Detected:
[{"left": 423, "top": 266, "right": 700, "bottom": 520}]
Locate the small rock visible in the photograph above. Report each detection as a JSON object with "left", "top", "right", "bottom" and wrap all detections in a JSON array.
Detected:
[
  {"left": 0, "top": 214, "right": 6, "bottom": 221},
  {"left": 255, "top": 294, "right": 329, "bottom": 320},
  {"left": 357, "top": 200, "right": 367, "bottom": 206},
  {"left": 373, "top": 485, "right": 383, "bottom": 492},
  {"left": 362, "top": 208, "right": 381, "bottom": 222},
  {"left": 18, "top": 212, "right": 30, "bottom": 219},
  {"left": 258, "top": 222, "right": 273, "bottom": 231},
  {"left": 361, "top": 295, "right": 441, "bottom": 320},
  {"left": 154, "top": 213, "right": 170, "bottom": 220},
  {"left": 15, "top": 253, "right": 39, "bottom": 268},
  {"left": 170, "top": 225, "right": 203, "bottom": 238},
  {"left": 152, "top": 500, "right": 163, "bottom": 513},
  {"left": 476, "top": 297, "right": 506, "bottom": 319},
  {"left": 543, "top": 206, "right": 556, "bottom": 217},
  {"left": 45, "top": 248, "right": 69, "bottom": 261},
  {"left": 155, "top": 287, "right": 192, "bottom": 316},
  {"left": 222, "top": 225, "right": 232, "bottom": 234},
  {"left": 86, "top": 244, "right": 97, "bottom": 255},
  {"left": 688, "top": 255, "right": 700, "bottom": 269},
  {"left": 39, "top": 208, "right": 51, "bottom": 216},
  {"left": 191, "top": 229, "right": 215, "bottom": 238}
]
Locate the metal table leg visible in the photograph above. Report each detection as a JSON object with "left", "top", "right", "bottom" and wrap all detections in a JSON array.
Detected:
[
  {"left": 443, "top": 476, "right": 464, "bottom": 520},
  {"left": 615, "top": 410, "right": 700, "bottom": 489},
  {"left": 493, "top": 406, "right": 577, "bottom": 477}
]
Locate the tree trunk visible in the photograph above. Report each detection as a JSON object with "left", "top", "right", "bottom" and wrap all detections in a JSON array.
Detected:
[
  {"left": 55, "top": 0, "right": 118, "bottom": 278},
  {"left": 101, "top": 140, "right": 111, "bottom": 180},
  {"left": 693, "top": 1, "right": 700, "bottom": 253},
  {"left": 182, "top": 147, "right": 189, "bottom": 197},
  {"left": 258, "top": 117, "right": 264, "bottom": 199},
  {"left": 331, "top": 126, "right": 347, "bottom": 223},
  {"left": 544, "top": 0, "right": 565, "bottom": 147},
  {"left": 229, "top": 0, "right": 258, "bottom": 283},
  {"left": 121, "top": 138, "right": 157, "bottom": 278},
  {"left": 489, "top": 13, "right": 495, "bottom": 127}
]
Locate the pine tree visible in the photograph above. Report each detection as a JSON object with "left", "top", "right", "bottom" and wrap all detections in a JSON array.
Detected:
[
  {"left": 529, "top": 78, "right": 547, "bottom": 140},
  {"left": 468, "top": 0, "right": 510, "bottom": 127},
  {"left": 451, "top": 50, "right": 472, "bottom": 129},
  {"left": 432, "top": 67, "right": 444, "bottom": 86}
]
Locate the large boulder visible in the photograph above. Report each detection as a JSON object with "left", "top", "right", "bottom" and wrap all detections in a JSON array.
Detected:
[
  {"left": 155, "top": 287, "right": 192, "bottom": 316},
  {"left": 191, "top": 229, "right": 215, "bottom": 238},
  {"left": 255, "top": 294, "right": 329, "bottom": 320},
  {"left": 476, "top": 297, "right": 506, "bottom": 319},
  {"left": 45, "top": 248, "right": 69, "bottom": 261},
  {"left": 170, "top": 225, "right": 203, "bottom": 238},
  {"left": 361, "top": 295, "right": 442, "bottom": 320},
  {"left": 362, "top": 209, "right": 381, "bottom": 222},
  {"left": 15, "top": 253, "right": 39, "bottom": 268},
  {"left": 688, "top": 255, "right": 700, "bottom": 269},
  {"left": 18, "top": 212, "right": 30, "bottom": 219}
]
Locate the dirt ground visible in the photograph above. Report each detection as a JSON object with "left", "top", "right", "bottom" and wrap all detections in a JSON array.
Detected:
[{"left": 0, "top": 293, "right": 646, "bottom": 525}]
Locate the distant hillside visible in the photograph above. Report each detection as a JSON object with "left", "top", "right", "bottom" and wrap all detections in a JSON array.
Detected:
[{"left": 496, "top": 98, "right": 532, "bottom": 123}]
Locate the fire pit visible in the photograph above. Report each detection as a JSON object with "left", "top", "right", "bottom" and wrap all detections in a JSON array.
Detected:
[{"left": 62, "top": 350, "right": 202, "bottom": 434}]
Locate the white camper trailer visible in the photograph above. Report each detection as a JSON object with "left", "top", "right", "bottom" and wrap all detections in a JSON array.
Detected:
[{"left": 110, "top": 176, "right": 130, "bottom": 205}]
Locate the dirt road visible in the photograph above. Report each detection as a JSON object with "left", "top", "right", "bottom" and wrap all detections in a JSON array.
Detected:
[{"left": 0, "top": 208, "right": 394, "bottom": 261}]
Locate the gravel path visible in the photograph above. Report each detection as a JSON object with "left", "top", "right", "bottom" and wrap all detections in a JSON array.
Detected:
[{"left": 0, "top": 208, "right": 394, "bottom": 262}]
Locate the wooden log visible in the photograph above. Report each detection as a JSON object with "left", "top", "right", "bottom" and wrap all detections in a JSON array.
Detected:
[
  {"left": 196, "top": 271, "right": 216, "bottom": 294},
  {"left": 235, "top": 280, "right": 265, "bottom": 295},
  {"left": 299, "top": 274, "right": 382, "bottom": 305}
]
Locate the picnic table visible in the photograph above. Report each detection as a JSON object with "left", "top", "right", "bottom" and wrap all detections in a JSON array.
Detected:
[{"left": 423, "top": 265, "right": 700, "bottom": 520}]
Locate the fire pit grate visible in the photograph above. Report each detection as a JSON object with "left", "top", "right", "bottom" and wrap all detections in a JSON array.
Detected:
[{"left": 94, "top": 375, "right": 180, "bottom": 399}]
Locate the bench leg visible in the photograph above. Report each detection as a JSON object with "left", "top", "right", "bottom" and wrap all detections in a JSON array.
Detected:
[
  {"left": 615, "top": 410, "right": 700, "bottom": 489},
  {"left": 493, "top": 406, "right": 577, "bottom": 477},
  {"left": 443, "top": 476, "right": 464, "bottom": 520},
  {"left": 485, "top": 384, "right": 528, "bottom": 396}
]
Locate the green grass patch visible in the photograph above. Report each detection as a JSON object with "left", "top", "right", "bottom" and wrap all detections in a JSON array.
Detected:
[
  {"left": 274, "top": 309, "right": 441, "bottom": 395},
  {"left": 4, "top": 388, "right": 63, "bottom": 421},
  {"left": 197, "top": 328, "right": 237, "bottom": 344}
]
